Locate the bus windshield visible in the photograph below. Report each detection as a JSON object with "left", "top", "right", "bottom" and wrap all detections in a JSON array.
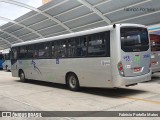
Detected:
[
  {"left": 0, "top": 54, "right": 3, "bottom": 59},
  {"left": 121, "top": 27, "right": 149, "bottom": 52},
  {"left": 150, "top": 34, "right": 160, "bottom": 51}
]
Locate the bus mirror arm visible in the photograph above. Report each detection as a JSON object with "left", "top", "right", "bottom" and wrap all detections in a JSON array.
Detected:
[{"left": 113, "top": 24, "right": 116, "bottom": 28}]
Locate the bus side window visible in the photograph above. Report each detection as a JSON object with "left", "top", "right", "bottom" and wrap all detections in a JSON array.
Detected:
[
  {"left": 105, "top": 31, "right": 110, "bottom": 57},
  {"left": 54, "top": 40, "right": 67, "bottom": 58},
  {"left": 88, "top": 33, "right": 106, "bottom": 56},
  {"left": 61, "top": 40, "right": 67, "bottom": 58},
  {"left": 19, "top": 46, "right": 27, "bottom": 59},
  {"left": 54, "top": 41, "right": 61, "bottom": 58},
  {"left": 38, "top": 42, "right": 50, "bottom": 58},
  {"left": 52, "top": 42, "right": 55, "bottom": 58},
  {"left": 68, "top": 38, "right": 76, "bottom": 57},
  {"left": 28, "top": 45, "right": 37, "bottom": 58},
  {"left": 11, "top": 48, "right": 18, "bottom": 59},
  {"left": 76, "top": 36, "right": 87, "bottom": 57},
  {"left": 4, "top": 54, "right": 6, "bottom": 60}
]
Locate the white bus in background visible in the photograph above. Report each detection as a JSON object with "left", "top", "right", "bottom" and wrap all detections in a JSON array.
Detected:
[
  {"left": 2, "top": 48, "right": 11, "bottom": 71},
  {"left": 11, "top": 24, "right": 151, "bottom": 91},
  {"left": 148, "top": 24, "right": 160, "bottom": 73}
]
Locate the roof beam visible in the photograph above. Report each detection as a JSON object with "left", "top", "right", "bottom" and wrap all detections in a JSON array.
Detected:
[
  {"left": 0, "top": 37, "right": 12, "bottom": 45},
  {"left": 0, "top": 29, "right": 23, "bottom": 42},
  {"left": 1, "top": 0, "right": 110, "bottom": 33},
  {"left": 64, "top": 12, "right": 94, "bottom": 24},
  {"left": 77, "top": 0, "right": 112, "bottom": 25},
  {"left": 104, "top": 0, "right": 152, "bottom": 15},
  {"left": 0, "top": 16, "right": 43, "bottom": 38},
  {"left": 93, "top": 0, "right": 112, "bottom": 7},
  {"left": 8, "top": 18, "right": 49, "bottom": 36},
  {"left": 0, "top": 0, "right": 73, "bottom": 32},
  {"left": 1, "top": 0, "right": 69, "bottom": 30},
  {"left": 114, "top": 9, "right": 160, "bottom": 23},
  {"left": 0, "top": 39, "right": 10, "bottom": 49},
  {"left": 71, "top": 20, "right": 104, "bottom": 31},
  {"left": 0, "top": 43, "right": 10, "bottom": 49},
  {"left": 54, "top": 4, "right": 84, "bottom": 17}
]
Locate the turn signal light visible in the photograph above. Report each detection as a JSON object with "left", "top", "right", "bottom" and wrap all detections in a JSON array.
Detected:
[{"left": 118, "top": 61, "right": 124, "bottom": 77}]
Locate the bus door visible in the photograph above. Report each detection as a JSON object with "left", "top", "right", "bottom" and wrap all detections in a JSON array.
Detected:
[
  {"left": 120, "top": 27, "right": 150, "bottom": 77},
  {"left": 11, "top": 47, "right": 18, "bottom": 76},
  {"left": 27, "top": 45, "right": 39, "bottom": 80}
]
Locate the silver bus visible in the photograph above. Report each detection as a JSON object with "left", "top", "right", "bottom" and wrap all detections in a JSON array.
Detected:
[
  {"left": 11, "top": 24, "right": 151, "bottom": 91},
  {"left": 150, "top": 34, "right": 160, "bottom": 73}
]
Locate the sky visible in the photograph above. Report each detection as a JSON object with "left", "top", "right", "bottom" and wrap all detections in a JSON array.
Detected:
[{"left": 0, "top": 0, "right": 43, "bottom": 26}]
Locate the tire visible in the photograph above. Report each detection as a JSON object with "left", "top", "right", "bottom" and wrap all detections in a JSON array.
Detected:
[
  {"left": 6, "top": 66, "right": 9, "bottom": 72},
  {"left": 67, "top": 73, "right": 80, "bottom": 91},
  {"left": 19, "top": 70, "right": 27, "bottom": 82}
]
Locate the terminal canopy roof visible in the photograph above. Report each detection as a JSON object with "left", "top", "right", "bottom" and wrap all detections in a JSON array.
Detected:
[{"left": 0, "top": 0, "right": 160, "bottom": 49}]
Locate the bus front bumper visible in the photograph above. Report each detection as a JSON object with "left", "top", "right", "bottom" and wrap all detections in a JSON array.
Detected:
[{"left": 113, "top": 70, "right": 152, "bottom": 87}]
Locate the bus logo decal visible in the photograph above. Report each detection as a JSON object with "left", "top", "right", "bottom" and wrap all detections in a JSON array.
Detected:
[
  {"left": 31, "top": 60, "right": 41, "bottom": 74},
  {"left": 143, "top": 54, "right": 150, "bottom": 58},
  {"left": 123, "top": 55, "right": 131, "bottom": 61}
]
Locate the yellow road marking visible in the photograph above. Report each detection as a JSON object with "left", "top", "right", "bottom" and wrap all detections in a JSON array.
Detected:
[{"left": 123, "top": 97, "right": 160, "bottom": 105}]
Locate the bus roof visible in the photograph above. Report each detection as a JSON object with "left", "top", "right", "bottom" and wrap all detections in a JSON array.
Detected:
[{"left": 12, "top": 23, "right": 146, "bottom": 47}]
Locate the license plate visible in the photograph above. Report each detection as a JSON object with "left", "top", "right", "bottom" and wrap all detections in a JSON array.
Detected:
[{"left": 134, "top": 68, "right": 141, "bottom": 72}]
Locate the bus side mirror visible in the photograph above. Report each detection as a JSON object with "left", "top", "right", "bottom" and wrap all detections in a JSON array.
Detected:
[{"left": 113, "top": 24, "right": 116, "bottom": 28}]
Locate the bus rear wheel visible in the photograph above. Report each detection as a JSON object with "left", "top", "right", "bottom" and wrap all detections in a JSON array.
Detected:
[
  {"left": 19, "top": 70, "right": 27, "bottom": 82},
  {"left": 67, "top": 73, "right": 80, "bottom": 91}
]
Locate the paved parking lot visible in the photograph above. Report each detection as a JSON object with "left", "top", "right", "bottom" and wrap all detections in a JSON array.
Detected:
[{"left": 0, "top": 70, "right": 160, "bottom": 120}]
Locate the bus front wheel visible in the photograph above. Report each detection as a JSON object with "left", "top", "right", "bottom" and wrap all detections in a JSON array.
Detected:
[
  {"left": 67, "top": 73, "right": 80, "bottom": 91},
  {"left": 19, "top": 70, "right": 27, "bottom": 82},
  {"left": 6, "top": 66, "right": 9, "bottom": 71}
]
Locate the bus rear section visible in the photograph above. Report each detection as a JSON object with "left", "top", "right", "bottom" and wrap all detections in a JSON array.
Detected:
[
  {"left": 112, "top": 25, "right": 151, "bottom": 87},
  {"left": 150, "top": 34, "right": 160, "bottom": 73}
]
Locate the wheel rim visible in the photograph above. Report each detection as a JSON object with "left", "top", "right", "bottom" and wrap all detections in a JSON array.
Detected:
[{"left": 69, "top": 76, "right": 77, "bottom": 88}]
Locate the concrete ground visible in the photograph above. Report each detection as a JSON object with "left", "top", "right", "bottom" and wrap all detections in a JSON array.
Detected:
[{"left": 0, "top": 70, "right": 160, "bottom": 120}]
